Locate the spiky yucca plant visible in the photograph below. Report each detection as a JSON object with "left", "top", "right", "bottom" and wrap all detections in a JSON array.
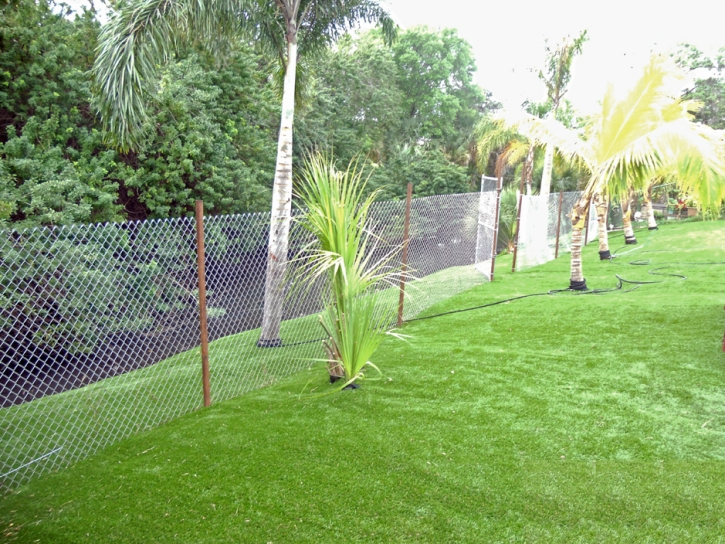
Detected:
[{"left": 295, "top": 154, "right": 403, "bottom": 388}]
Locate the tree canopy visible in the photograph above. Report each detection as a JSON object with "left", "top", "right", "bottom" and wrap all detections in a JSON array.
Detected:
[
  {"left": 296, "top": 27, "right": 499, "bottom": 199},
  {"left": 676, "top": 44, "right": 725, "bottom": 130},
  {"left": 1, "top": 1, "right": 497, "bottom": 228}
]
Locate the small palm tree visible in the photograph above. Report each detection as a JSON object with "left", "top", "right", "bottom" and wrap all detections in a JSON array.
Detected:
[
  {"left": 514, "top": 56, "right": 725, "bottom": 289},
  {"left": 294, "top": 154, "right": 403, "bottom": 388}
]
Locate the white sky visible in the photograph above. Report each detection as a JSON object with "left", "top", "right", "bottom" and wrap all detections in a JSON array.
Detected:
[
  {"left": 65, "top": 0, "right": 724, "bottom": 115},
  {"left": 387, "top": 0, "right": 725, "bottom": 114}
]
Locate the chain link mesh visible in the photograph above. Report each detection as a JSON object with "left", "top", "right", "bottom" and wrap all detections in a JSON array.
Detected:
[
  {"left": 474, "top": 177, "right": 499, "bottom": 278},
  {"left": 515, "top": 191, "right": 599, "bottom": 271},
  {"left": 1, "top": 191, "right": 496, "bottom": 490}
]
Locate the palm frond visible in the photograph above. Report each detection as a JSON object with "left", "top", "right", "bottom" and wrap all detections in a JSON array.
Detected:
[
  {"left": 93, "top": 0, "right": 248, "bottom": 151},
  {"left": 513, "top": 113, "right": 593, "bottom": 170},
  {"left": 597, "top": 56, "right": 683, "bottom": 164},
  {"left": 297, "top": 0, "right": 397, "bottom": 57},
  {"left": 474, "top": 115, "right": 528, "bottom": 172},
  {"left": 511, "top": 55, "right": 725, "bottom": 209}
]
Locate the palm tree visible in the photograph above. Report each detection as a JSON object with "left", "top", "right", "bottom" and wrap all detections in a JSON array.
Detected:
[
  {"left": 642, "top": 180, "right": 660, "bottom": 230},
  {"left": 475, "top": 101, "right": 551, "bottom": 194},
  {"left": 592, "top": 189, "right": 611, "bottom": 258},
  {"left": 537, "top": 30, "right": 587, "bottom": 200},
  {"left": 92, "top": 0, "right": 396, "bottom": 347},
  {"left": 475, "top": 115, "right": 531, "bottom": 182},
  {"left": 620, "top": 187, "right": 638, "bottom": 245},
  {"left": 515, "top": 56, "right": 725, "bottom": 289}
]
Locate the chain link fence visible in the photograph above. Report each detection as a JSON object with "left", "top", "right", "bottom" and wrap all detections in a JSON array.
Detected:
[
  {"left": 514, "top": 191, "right": 599, "bottom": 271},
  {"left": 474, "top": 176, "right": 499, "bottom": 278},
  {"left": 1, "top": 190, "right": 496, "bottom": 490}
]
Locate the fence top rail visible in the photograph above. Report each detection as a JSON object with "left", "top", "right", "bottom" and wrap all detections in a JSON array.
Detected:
[{"left": 1, "top": 192, "right": 484, "bottom": 237}]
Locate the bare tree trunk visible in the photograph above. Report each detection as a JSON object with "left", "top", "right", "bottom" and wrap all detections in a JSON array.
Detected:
[
  {"left": 644, "top": 184, "right": 658, "bottom": 230},
  {"left": 594, "top": 193, "right": 610, "bottom": 260},
  {"left": 622, "top": 190, "right": 637, "bottom": 245},
  {"left": 569, "top": 197, "right": 590, "bottom": 290},
  {"left": 540, "top": 144, "right": 554, "bottom": 199},
  {"left": 258, "top": 39, "right": 298, "bottom": 347}
]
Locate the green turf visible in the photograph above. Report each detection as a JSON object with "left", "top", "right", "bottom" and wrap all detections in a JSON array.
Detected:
[
  {"left": 2, "top": 220, "right": 725, "bottom": 542},
  {"left": 0, "top": 262, "right": 483, "bottom": 487}
]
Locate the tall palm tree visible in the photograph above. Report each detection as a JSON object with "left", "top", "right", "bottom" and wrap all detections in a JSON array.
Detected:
[
  {"left": 515, "top": 56, "right": 725, "bottom": 289},
  {"left": 93, "top": 0, "right": 396, "bottom": 346},
  {"left": 538, "top": 30, "right": 587, "bottom": 200}
]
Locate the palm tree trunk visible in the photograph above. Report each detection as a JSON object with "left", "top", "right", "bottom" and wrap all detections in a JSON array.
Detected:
[
  {"left": 622, "top": 191, "right": 637, "bottom": 245},
  {"left": 540, "top": 144, "right": 554, "bottom": 199},
  {"left": 569, "top": 197, "right": 590, "bottom": 290},
  {"left": 644, "top": 184, "right": 658, "bottom": 230},
  {"left": 594, "top": 193, "right": 610, "bottom": 259},
  {"left": 525, "top": 144, "right": 534, "bottom": 195},
  {"left": 258, "top": 39, "right": 298, "bottom": 347}
]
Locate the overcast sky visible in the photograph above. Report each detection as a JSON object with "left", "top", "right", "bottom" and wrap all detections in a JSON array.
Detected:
[
  {"left": 387, "top": 0, "right": 725, "bottom": 114},
  {"left": 68, "top": 0, "right": 724, "bottom": 114}
]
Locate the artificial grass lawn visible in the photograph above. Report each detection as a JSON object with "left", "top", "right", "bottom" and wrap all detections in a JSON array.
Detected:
[
  {"left": 1, "top": 263, "right": 481, "bottom": 485},
  {"left": 2, "top": 220, "right": 725, "bottom": 542}
]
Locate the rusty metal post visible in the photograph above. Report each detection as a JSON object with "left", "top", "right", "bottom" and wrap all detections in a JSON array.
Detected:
[
  {"left": 195, "top": 201, "right": 211, "bottom": 407},
  {"left": 511, "top": 160, "right": 527, "bottom": 273},
  {"left": 397, "top": 182, "right": 413, "bottom": 327},
  {"left": 554, "top": 191, "right": 564, "bottom": 259},
  {"left": 490, "top": 168, "right": 503, "bottom": 281}
]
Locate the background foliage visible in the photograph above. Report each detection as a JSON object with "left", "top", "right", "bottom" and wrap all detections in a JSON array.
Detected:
[
  {"left": 676, "top": 44, "right": 725, "bottom": 130},
  {"left": 1, "top": 0, "right": 499, "bottom": 228}
]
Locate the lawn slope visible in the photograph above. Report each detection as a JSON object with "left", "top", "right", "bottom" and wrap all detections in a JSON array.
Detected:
[{"left": 2, "top": 220, "right": 725, "bottom": 543}]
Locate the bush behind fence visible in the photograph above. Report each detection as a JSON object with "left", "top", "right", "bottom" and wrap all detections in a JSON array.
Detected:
[{"left": 1, "top": 191, "right": 495, "bottom": 489}]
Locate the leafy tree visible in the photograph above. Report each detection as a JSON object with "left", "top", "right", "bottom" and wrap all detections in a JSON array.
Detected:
[
  {"left": 0, "top": 123, "right": 120, "bottom": 227},
  {"left": 367, "top": 145, "right": 470, "bottom": 200},
  {"left": 0, "top": 0, "right": 122, "bottom": 227},
  {"left": 392, "top": 27, "right": 496, "bottom": 149},
  {"left": 118, "top": 50, "right": 279, "bottom": 219},
  {"left": 296, "top": 27, "right": 497, "bottom": 197},
  {"left": 294, "top": 31, "right": 404, "bottom": 167},
  {"left": 1, "top": 0, "right": 279, "bottom": 227},
  {"left": 93, "top": 0, "right": 397, "bottom": 346}
]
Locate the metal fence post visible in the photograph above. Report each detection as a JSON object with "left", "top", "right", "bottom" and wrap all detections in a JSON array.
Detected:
[
  {"left": 195, "top": 201, "right": 211, "bottom": 407},
  {"left": 554, "top": 191, "right": 564, "bottom": 259},
  {"left": 490, "top": 170, "right": 503, "bottom": 281},
  {"left": 397, "top": 183, "right": 413, "bottom": 327}
]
